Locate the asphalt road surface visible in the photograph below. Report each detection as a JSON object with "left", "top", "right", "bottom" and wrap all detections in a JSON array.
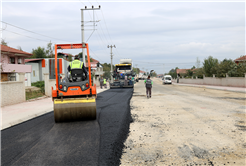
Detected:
[
  {"left": 1, "top": 88, "right": 133, "bottom": 166},
  {"left": 121, "top": 78, "right": 245, "bottom": 166}
]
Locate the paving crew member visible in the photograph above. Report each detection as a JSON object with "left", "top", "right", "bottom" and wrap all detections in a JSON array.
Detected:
[
  {"left": 99, "top": 76, "right": 104, "bottom": 89},
  {"left": 103, "top": 78, "right": 107, "bottom": 88},
  {"left": 67, "top": 55, "right": 87, "bottom": 80},
  {"left": 144, "top": 75, "right": 153, "bottom": 98}
]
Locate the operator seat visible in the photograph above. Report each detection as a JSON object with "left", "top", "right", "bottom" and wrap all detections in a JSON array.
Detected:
[{"left": 70, "top": 69, "right": 86, "bottom": 82}]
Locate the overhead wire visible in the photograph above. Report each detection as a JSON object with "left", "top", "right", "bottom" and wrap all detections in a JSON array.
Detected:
[
  {"left": 1, "top": 21, "right": 72, "bottom": 43},
  {"left": 4, "top": 29, "right": 52, "bottom": 42}
]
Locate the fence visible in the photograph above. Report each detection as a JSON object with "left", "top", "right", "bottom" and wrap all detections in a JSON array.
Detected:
[
  {"left": 173, "top": 74, "right": 246, "bottom": 88},
  {"left": 1, "top": 73, "right": 26, "bottom": 107},
  {"left": 44, "top": 73, "right": 56, "bottom": 96}
]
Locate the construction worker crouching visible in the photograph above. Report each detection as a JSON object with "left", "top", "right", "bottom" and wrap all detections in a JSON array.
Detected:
[
  {"left": 67, "top": 55, "right": 88, "bottom": 81},
  {"left": 144, "top": 75, "right": 153, "bottom": 98}
]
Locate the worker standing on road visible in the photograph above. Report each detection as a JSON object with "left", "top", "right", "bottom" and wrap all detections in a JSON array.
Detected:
[
  {"left": 100, "top": 76, "right": 103, "bottom": 89},
  {"left": 124, "top": 74, "right": 128, "bottom": 86},
  {"left": 104, "top": 78, "right": 107, "bottom": 88},
  {"left": 144, "top": 75, "right": 153, "bottom": 98},
  {"left": 67, "top": 55, "right": 88, "bottom": 80}
]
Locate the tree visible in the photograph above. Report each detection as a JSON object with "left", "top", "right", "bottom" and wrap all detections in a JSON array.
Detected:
[
  {"left": 193, "top": 68, "right": 204, "bottom": 78},
  {"left": 31, "top": 47, "right": 47, "bottom": 58},
  {"left": 216, "top": 59, "right": 246, "bottom": 77},
  {"left": 46, "top": 41, "right": 54, "bottom": 58},
  {"left": 203, "top": 56, "right": 219, "bottom": 77},
  {"left": 132, "top": 67, "right": 140, "bottom": 74},
  {"left": 17, "top": 46, "right": 23, "bottom": 51},
  {"left": 103, "top": 71, "right": 111, "bottom": 79},
  {"left": 186, "top": 70, "right": 193, "bottom": 77},
  {"left": 151, "top": 71, "right": 157, "bottom": 77},
  {"left": 1, "top": 39, "right": 8, "bottom": 46},
  {"left": 67, "top": 54, "right": 73, "bottom": 62},
  {"left": 78, "top": 52, "right": 93, "bottom": 62},
  {"left": 191, "top": 66, "right": 196, "bottom": 70},
  {"left": 168, "top": 67, "right": 179, "bottom": 79},
  {"left": 196, "top": 57, "right": 201, "bottom": 68}
]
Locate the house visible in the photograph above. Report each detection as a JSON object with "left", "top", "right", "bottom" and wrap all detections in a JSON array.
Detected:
[
  {"left": 176, "top": 69, "right": 189, "bottom": 75},
  {"left": 157, "top": 74, "right": 163, "bottom": 78},
  {"left": 234, "top": 55, "right": 246, "bottom": 65},
  {"left": 25, "top": 56, "right": 104, "bottom": 83},
  {"left": 58, "top": 52, "right": 74, "bottom": 61},
  {"left": 176, "top": 68, "right": 198, "bottom": 77},
  {"left": 0, "top": 44, "right": 32, "bottom": 85},
  {"left": 85, "top": 58, "right": 104, "bottom": 80},
  {"left": 25, "top": 58, "right": 69, "bottom": 83}
]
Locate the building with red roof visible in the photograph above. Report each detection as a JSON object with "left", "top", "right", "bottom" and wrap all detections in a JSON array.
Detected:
[
  {"left": 234, "top": 55, "right": 246, "bottom": 65},
  {"left": 1, "top": 44, "right": 32, "bottom": 81}
]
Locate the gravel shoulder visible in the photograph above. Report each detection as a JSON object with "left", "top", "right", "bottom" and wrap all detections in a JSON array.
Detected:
[{"left": 120, "top": 78, "right": 246, "bottom": 166}]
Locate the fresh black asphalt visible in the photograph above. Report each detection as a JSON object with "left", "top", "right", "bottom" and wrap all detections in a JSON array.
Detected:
[{"left": 1, "top": 88, "right": 133, "bottom": 166}]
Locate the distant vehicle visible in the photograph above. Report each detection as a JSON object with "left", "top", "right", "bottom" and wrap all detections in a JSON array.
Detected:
[
  {"left": 110, "top": 59, "right": 135, "bottom": 88},
  {"left": 162, "top": 75, "right": 172, "bottom": 84}
]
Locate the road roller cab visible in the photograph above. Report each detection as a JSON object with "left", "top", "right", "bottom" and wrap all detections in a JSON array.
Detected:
[{"left": 52, "top": 43, "right": 97, "bottom": 122}]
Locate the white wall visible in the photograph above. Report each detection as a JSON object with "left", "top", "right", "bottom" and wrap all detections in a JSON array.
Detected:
[
  {"left": 44, "top": 73, "right": 56, "bottom": 96},
  {"left": 173, "top": 76, "right": 246, "bottom": 88},
  {"left": 16, "top": 73, "right": 31, "bottom": 86},
  {"left": 28, "top": 63, "right": 40, "bottom": 83},
  {"left": 1, "top": 73, "right": 26, "bottom": 107}
]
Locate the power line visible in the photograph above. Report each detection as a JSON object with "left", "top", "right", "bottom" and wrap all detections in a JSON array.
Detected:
[
  {"left": 4, "top": 29, "right": 51, "bottom": 42},
  {"left": 1, "top": 21, "right": 72, "bottom": 42}
]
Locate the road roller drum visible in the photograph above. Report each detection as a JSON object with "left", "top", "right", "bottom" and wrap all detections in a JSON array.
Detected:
[{"left": 54, "top": 97, "right": 96, "bottom": 122}]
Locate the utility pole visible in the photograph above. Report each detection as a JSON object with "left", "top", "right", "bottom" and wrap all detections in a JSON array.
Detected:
[
  {"left": 81, "top": 5, "right": 100, "bottom": 66},
  {"left": 163, "top": 64, "right": 165, "bottom": 76},
  {"left": 135, "top": 64, "right": 138, "bottom": 74},
  {"left": 107, "top": 45, "right": 116, "bottom": 83}
]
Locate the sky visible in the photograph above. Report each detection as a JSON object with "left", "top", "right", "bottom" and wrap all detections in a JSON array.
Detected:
[{"left": 1, "top": 0, "right": 245, "bottom": 74}]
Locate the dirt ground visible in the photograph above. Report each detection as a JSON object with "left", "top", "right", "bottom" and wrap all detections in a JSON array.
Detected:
[{"left": 120, "top": 78, "right": 246, "bottom": 166}]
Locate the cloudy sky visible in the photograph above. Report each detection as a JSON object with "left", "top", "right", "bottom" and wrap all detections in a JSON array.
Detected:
[{"left": 1, "top": 0, "right": 245, "bottom": 74}]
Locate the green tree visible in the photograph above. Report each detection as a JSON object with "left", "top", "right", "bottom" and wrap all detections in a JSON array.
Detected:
[
  {"left": 193, "top": 68, "right": 204, "bottom": 78},
  {"left": 151, "top": 71, "right": 157, "bottom": 77},
  {"left": 31, "top": 47, "right": 47, "bottom": 58},
  {"left": 203, "top": 56, "right": 219, "bottom": 77},
  {"left": 1, "top": 39, "right": 8, "bottom": 46},
  {"left": 168, "top": 67, "right": 179, "bottom": 79},
  {"left": 17, "top": 46, "right": 23, "bottom": 51},
  {"left": 103, "top": 71, "right": 111, "bottom": 79},
  {"left": 67, "top": 54, "right": 73, "bottom": 62},
  {"left": 132, "top": 67, "right": 140, "bottom": 74},
  {"left": 46, "top": 41, "right": 54, "bottom": 58},
  {"left": 78, "top": 52, "right": 93, "bottom": 62},
  {"left": 191, "top": 66, "right": 196, "bottom": 70}
]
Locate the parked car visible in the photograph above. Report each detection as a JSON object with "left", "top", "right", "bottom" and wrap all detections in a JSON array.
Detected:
[{"left": 162, "top": 75, "right": 172, "bottom": 84}]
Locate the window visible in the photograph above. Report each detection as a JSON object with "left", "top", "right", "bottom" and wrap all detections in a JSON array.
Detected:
[{"left": 10, "top": 57, "right": 15, "bottom": 64}]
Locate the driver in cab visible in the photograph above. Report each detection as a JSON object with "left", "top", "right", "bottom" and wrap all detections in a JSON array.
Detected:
[{"left": 67, "top": 55, "right": 88, "bottom": 80}]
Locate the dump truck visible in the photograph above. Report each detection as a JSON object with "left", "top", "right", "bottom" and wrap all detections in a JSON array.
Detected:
[
  {"left": 52, "top": 43, "right": 97, "bottom": 122},
  {"left": 110, "top": 59, "right": 135, "bottom": 89}
]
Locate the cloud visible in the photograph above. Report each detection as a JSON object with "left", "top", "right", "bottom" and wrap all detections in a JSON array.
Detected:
[{"left": 1, "top": 1, "right": 245, "bottom": 74}]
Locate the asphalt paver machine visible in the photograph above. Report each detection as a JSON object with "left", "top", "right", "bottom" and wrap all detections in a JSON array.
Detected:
[{"left": 52, "top": 43, "right": 97, "bottom": 122}]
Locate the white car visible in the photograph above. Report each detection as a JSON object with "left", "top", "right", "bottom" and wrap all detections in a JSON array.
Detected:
[{"left": 162, "top": 75, "right": 172, "bottom": 84}]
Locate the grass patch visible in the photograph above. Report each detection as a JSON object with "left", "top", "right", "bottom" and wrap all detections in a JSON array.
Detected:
[
  {"left": 26, "top": 90, "right": 44, "bottom": 100},
  {"left": 26, "top": 81, "right": 45, "bottom": 100}
]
